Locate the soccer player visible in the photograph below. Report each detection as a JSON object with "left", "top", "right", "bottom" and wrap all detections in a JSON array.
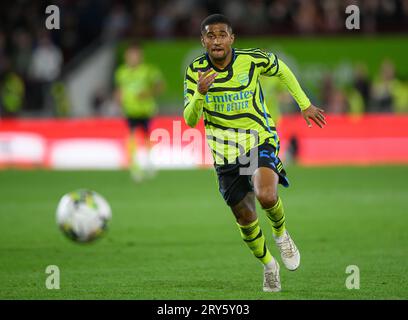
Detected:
[
  {"left": 115, "top": 42, "right": 165, "bottom": 181},
  {"left": 183, "top": 14, "right": 326, "bottom": 292}
]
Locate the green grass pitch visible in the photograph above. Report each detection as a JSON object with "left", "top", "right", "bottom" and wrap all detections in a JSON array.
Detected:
[{"left": 0, "top": 166, "right": 407, "bottom": 300}]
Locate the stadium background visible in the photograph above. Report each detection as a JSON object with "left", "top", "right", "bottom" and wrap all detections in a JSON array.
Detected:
[{"left": 0, "top": 0, "right": 407, "bottom": 300}]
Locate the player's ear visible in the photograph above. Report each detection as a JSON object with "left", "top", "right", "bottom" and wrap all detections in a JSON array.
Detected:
[
  {"left": 230, "top": 33, "right": 235, "bottom": 45},
  {"left": 201, "top": 36, "right": 205, "bottom": 47}
]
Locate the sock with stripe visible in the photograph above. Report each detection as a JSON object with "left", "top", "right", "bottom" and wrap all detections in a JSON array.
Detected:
[
  {"left": 128, "top": 133, "right": 143, "bottom": 177},
  {"left": 264, "top": 196, "right": 286, "bottom": 239},
  {"left": 237, "top": 219, "right": 273, "bottom": 267}
]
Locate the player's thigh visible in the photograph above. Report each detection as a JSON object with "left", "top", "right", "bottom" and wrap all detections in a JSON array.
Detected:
[
  {"left": 230, "top": 191, "right": 257, "bottom": 225},
  {"left": 252, "top": 167, "right": 279, "bottom": 209}
]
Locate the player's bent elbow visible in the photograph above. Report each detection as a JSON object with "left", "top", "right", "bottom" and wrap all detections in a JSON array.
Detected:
[
  {"left": 185, "top": 118, "right": 198, "bottom": 128},
  {"left": 183, "top": 110, "right": 198, "bottom": 128}
]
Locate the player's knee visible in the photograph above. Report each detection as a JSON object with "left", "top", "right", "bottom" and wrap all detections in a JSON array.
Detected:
[
  {"left": 237, "top": 213, "right": 256, "bottom": 226},
  {"left": 256, "top": 189, "right": 278, "bottom": 209},
  {"left": 234, "top": 208, "right": 257, "bottom": 226}
]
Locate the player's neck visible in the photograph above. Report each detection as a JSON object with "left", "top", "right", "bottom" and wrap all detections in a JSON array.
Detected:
[{"left": 209, "top": 50, "right": 233, "bottom": 70}]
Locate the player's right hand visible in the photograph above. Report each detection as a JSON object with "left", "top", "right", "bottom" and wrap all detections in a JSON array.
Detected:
[{"left": 197, "top": 69, "right": 218, "bottom": 95}]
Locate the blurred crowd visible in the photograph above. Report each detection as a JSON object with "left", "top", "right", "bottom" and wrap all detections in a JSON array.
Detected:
[
  {"left": 105, "top": 0, "right": 408, "bottom": 38},
  {"left": 321, "top": 59, "right": 408, "bottom": 114},
  {"left": 0, "top": 0, "right": 407, "bottom": 116},
  {"left": 265, "top": 58, "right": 408, "bottom": 117}
]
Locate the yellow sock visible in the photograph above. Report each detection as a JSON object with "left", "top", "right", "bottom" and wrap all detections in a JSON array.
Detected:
[
  {"left": 237, "top": 219, "right": 273, "bottom": 265},
  {"left": 127, "top": 134, "right": 141, "bottom": 173},
  {"left": 264, "top": 197, "right": 286, "bottom": 237}
]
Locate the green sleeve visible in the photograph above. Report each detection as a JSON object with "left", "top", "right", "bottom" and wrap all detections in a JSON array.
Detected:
[
  {"left": 183, "top": 66, "right": 204, "bottom": 127},
  {"left": 275, "top": 59, "right": 311, "bottom": 111},
  {"left": 183, "top": 91, "right": 204, "bottom": 127}
]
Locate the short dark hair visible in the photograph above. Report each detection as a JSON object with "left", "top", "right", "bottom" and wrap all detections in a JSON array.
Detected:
[
  {"left": 127, "top": 40, "right": 142, "bottom": 51},
  {"left": 200, "top": 14, "right": 233, "bottom": 34}
]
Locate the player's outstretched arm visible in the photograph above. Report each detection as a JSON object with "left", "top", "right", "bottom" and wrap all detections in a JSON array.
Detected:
[
  {"left": 276, "top": 59, "right": 326, "bottom": 128},
  {"left": 183, "top": 69, "right": 217, "bottom": 127}
]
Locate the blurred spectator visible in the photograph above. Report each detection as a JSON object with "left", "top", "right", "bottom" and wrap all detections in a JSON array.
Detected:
[
  {"left": 321, "top": 73, "right": 349, "bottom": 114},
  {"left": 92, "top": 87, "right": 118, "bottom": 117},
  {"left": 321, "top": 73, "right": 335, "bottom": 108},
  {"left": 0, "top": 31, "right": 7, "bottom": 73},
  {"left": 188, "top": 6, "right": 209, "bottom": 37},
  {"left": 361, "top": 0, "right": 381, "bottom": 33},
  {"left": 132, "top": 0, "right": 155, "bottom": 38},
  {"left": 346, "top": 86, "right": 365, "bottom": 115},
  {"left": 267, "top": 0, "right": 294, "bottom": 33},
  {"left": 28, "top": 32, "right": 63, "bottom": 111},
  {"left": 403, "top": 0, "right": 408, "bottom": 26},
  {"left": 12, "top": 30, "right": 32, "bottom": 78},
  {"left": 321, "top": 0, "right": 343, "bottom": 33},
  {"left": 0, "top": 59, "right": 25, "bottom": 117},
  {"left": 372, "top": 59, "right": 408, "bottom": 113},
  {"left": 372, "top": 59, "right": 396, "bottom": 112},
  {"left": 328, "top": 89, "right": 349, "bottom": 114},
  {"left": 29, "top": 32, "right": 63, "bottom": 82},
  {"left": 293, "top": 0, "right": 321, "bottom": 34},
  {"left": 221, "top": 0, "right": 247, "bottom": 35},
  {"left": 58, "top": 9, "right": 80, "bottom": 62},
  {"left": 76, "top": 0, "right": 107, "bottom": 48},
  {"left": 353, "top": 64, "right": 371, "bottom": 111},
  {"left": 103, "top": 3, "right": 131, "bottom": 41},
  {"left": 50, "top": 81, "right": 71, "bottom": 117},
  {"left": 153, "top": 1, "right": 176, "bottom": 38},
  {"left": 246, "top": 0, "right": 269, "bottom": 34}
]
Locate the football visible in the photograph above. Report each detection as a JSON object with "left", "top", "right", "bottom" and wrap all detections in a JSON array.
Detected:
[{"left": 56, "top": 189, "right": 112, "bottom": 243}]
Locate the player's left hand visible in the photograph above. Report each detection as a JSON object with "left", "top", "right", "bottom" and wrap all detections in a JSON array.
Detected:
[{"left": 301, "top": 105, "right": 326, "bottom": 128}]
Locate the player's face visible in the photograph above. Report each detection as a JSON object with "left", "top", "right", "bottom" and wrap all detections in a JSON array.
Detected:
[
  {"left": 125, "top": 48, "right": 142, "bottom": 67},
  {"left": 201, "top": 24, "right": 234, "bottom": 62}
]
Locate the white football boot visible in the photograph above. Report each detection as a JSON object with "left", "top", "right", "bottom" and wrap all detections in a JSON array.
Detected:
[
  {"left": 274, "top": 230, "right": 300, "bottom": 271},
  {"left": 263, "top": 258, "right": 281, "bottom": 292}
]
